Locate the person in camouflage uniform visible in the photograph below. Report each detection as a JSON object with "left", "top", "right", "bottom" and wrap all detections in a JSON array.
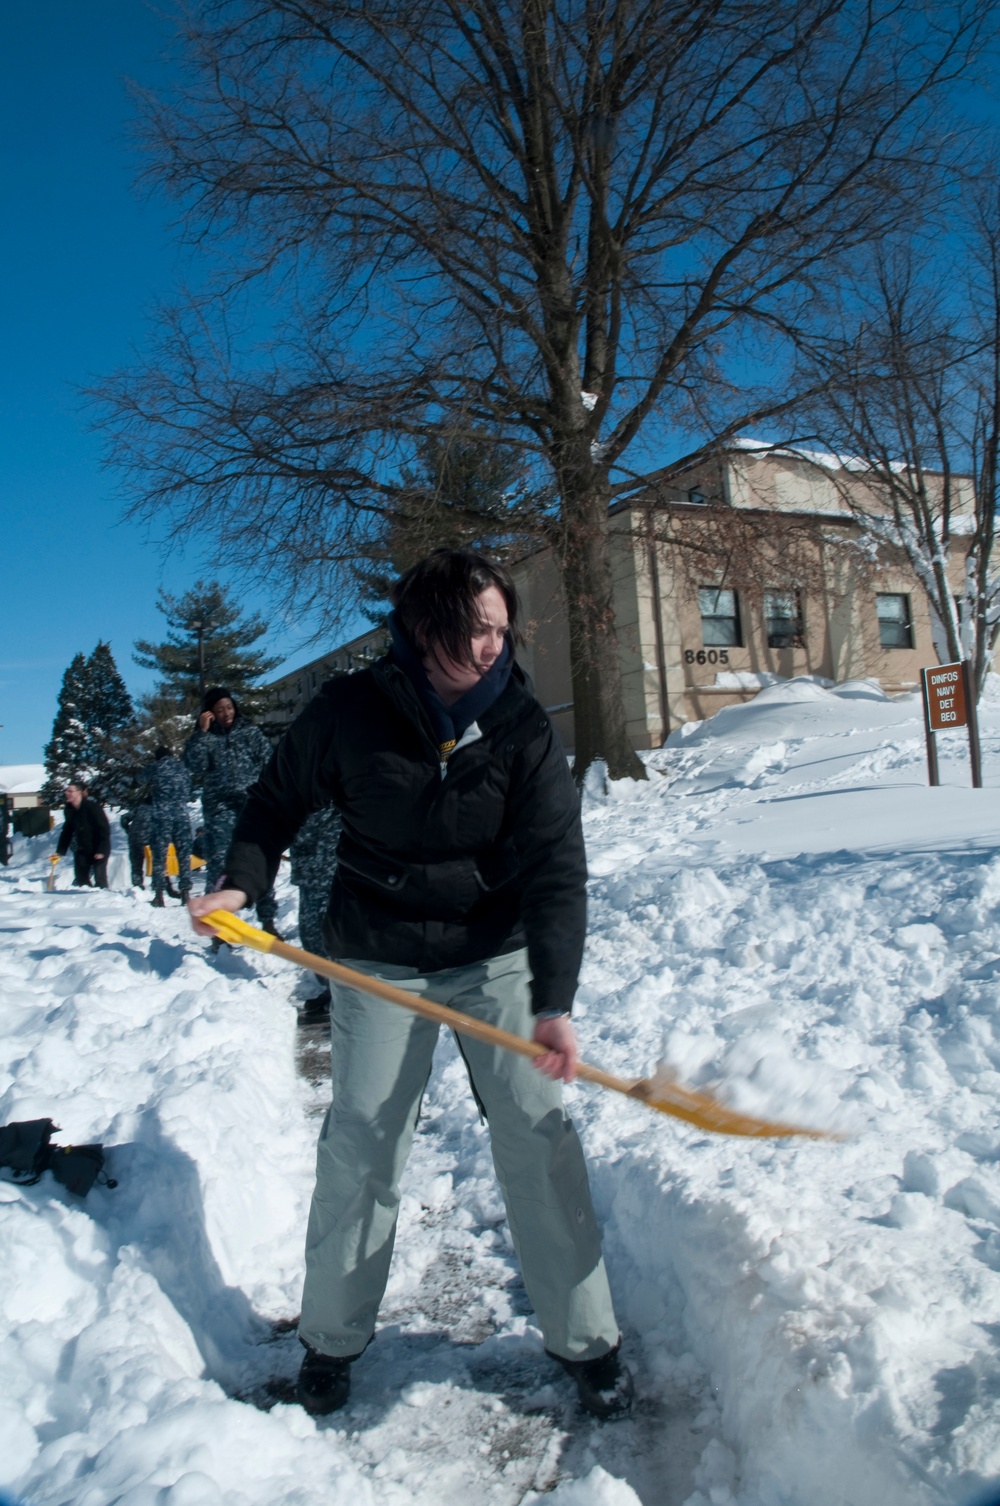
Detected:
[
  {"left": 183, "top": 687, "right": 279, "bottom": 933},
  {"left": 120, "top": 798, "right": 154, "bottom": 888},
  {"left": 146, "top": 746, "right": 194, "bottom": 906},
  {"left": 289, "top": 804, "right": 342, "bottom": 1019}
]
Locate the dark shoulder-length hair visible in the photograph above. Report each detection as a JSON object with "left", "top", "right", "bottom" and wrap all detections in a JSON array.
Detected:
[{"left": 390, "top": 549, "right": 520, "bottom": 666}]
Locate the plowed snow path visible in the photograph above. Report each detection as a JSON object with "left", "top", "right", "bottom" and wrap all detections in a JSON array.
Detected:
[{"left": 0, "top": 871, "right": 713, "bottom": 1506}]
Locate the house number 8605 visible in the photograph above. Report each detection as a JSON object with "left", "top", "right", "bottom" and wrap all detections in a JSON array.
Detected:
[{"left": 684, "top": 649, "right": 729, "bottom": 666}]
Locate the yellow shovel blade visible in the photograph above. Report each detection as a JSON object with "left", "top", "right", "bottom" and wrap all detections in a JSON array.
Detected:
[
  {"left": 204, "top": 909, "right": 277, "bottom": 954},
  {"left": 626, "top": 1073, "right": 837, "bottom": 1140},
  {"left": 145, "top": 843, "right": 201, "bottom": 875}
]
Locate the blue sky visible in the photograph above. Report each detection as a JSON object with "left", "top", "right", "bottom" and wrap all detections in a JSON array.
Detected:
[{"left": 0, "top": 3, "right": 342, "bottom": 767}]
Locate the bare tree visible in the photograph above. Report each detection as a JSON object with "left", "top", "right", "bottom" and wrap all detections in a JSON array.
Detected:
[
  {"left": 795, "top": 191, "right": 1000, "bottom": 696},
  {"left": 98, "top": 0, "right": 993, "bottom": 776}
]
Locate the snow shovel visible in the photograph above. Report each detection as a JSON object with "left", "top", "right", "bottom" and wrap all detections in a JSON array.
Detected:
[
  {"left": 202, "top": 910, "right": 838, "bottom": 1141},
  {"left": 144, "top": 845, "right": 206, "bottom": 877},
  {"left": 47, "top": 856, "right": 59, "bottom": 892}
]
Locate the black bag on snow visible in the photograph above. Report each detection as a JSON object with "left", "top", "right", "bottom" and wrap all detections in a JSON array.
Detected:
[
  {"left": 0, "top": 1118, "right": 55, "bottom": 1179},
  {"left": 0, "top": 1118, "right": 116, "bottom": 1195}
]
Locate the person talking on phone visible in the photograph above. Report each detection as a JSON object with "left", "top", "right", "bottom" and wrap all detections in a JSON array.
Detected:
[{"left": 183, "top": 688, "right": 279, "bottom": 935}]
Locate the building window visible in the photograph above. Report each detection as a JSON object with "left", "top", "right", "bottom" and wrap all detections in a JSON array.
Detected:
[
  {"left": 699, "top": 587, "right": 742, "bottom": 647},
  {"left": 688, "top": 487, "right": 707, "bottom": 505},
  {"left": 764, "top": 590, "right": 803, "bottom": 649},
  {"left": 876, "top": 593, "right": 913, "bottom": 649}
]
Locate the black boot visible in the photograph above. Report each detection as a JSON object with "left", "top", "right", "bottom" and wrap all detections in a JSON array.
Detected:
[
  {"left": 298, "top": 985, "right": 332, "bottom": 1027},
  {"left": 550, "top": 1341, "right": 634, "bottom": 1420},
  {"left": 151, "top": 891, "right": 165, "bottom": 909},
  {"left": 296, "top": 1345, "right": 353, "bottom": 1415},
  {"left": 179, "top": 887, "right": 191, "bottom": 906},
  {"left": 165, "top": 880, "right": 181, "bottom": 900}
]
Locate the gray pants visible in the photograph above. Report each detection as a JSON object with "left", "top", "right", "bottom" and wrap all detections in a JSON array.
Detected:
[{"left": 299, "top": 948, "right": 620, "bottom": 1363}]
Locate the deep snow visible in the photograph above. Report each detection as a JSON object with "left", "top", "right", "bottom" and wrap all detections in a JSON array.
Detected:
[{"left": 3, "top": 679, "right": 1000, "bottom": 1505}]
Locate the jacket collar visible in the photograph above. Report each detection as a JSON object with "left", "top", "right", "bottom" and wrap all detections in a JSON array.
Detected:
[{"left": 372, "top": 651, "right": 534, "bottom": 750}]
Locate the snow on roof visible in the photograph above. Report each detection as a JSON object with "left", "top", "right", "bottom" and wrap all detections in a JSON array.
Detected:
[
  {"left": 731, "top": 434, "right": 973, "bottom": 481},
  {"left": 0, "top": 764, "right": 45, "bottom": 795},
  {"left": 730, "top": 435, "right": 892, "bottom": 473}
]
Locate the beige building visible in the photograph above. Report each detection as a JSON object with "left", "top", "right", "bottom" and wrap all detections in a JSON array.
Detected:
[
  {"left": 269, "top": 625, "right": 391, "bottom": 727},
  {"left": 268, "top": 446, "right": 981, "bottom": 751}
]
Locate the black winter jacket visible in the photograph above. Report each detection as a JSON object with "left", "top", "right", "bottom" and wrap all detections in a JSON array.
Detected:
[
  {"left": 226, "top": 656, "right": 586, "bottom": 1014},
  {"left": 57, "top": 799, "right": 111, "bottom": 859}
]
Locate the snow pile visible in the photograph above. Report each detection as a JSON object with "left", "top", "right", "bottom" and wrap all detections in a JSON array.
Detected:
[
  {"left": 577, "top": 683, "right": 1000, "bottom": 1504},
  {"left": 0, "top": 886, "right": 339, "bottom": 1504},
  {"left": 3, "top": 684, "right": 1000, "bottom": 1504},
  {"left": 710, "top": 671, "right": 834, "bottom": 692}
]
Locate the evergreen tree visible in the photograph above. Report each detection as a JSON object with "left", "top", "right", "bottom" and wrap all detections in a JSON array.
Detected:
[
  {"left": 133, "top": 580, "right": 282, "bottom": 724},
  {"left": 83, "top": 642, "right": 134, "bottom": 743},
  {"left": 42, "top": 653, "right": 90, "bottom": 806},
  {"left": 133, "top": 686, "right": 198, "bottom": 752},
  {"left": 42, "top": 642, "right": 137, "bottom": 806},
  {"left": 84, "top": 641, "right": 138, "bottom": 804}
]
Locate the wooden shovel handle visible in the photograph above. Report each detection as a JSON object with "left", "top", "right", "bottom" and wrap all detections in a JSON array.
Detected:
[
  {"left": 271, "top": 937, "right": 553, "bottom": 1059},
  {"left": 268, "top": 938, "right": 832, "bottom": 1136},
  {"left": 205, "top": 913, "right": 836, "bottom": 1139}
]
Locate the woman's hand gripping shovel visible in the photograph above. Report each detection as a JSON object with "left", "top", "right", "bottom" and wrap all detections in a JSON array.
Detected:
[{"left": 202, "top": 910, "right": 839, "bottom": 1141}]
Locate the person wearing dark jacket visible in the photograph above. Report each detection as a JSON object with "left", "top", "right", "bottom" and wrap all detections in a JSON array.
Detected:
[
  {"left": 183, "top": 688, "right": 278, "bottom": 932},
  {"left": 56, "top": 781, "right": 111, "bottom": 887},
  {"left": 189, "top": 550, "right": 631, "bottom": 1422}
]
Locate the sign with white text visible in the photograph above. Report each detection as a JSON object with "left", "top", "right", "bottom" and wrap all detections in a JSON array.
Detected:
[
  {"left": 923, "top": 663, "right": 968, "bottom": 731},
  {"left": 920, "top": 660, "right": 982, "bottom": 789}
]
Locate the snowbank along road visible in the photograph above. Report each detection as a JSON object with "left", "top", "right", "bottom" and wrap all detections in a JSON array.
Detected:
[{"left": 3, "top": 677, "right": 1000, "bottom": 1506}]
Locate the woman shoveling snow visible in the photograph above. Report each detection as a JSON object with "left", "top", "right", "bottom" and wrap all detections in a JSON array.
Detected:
[{"left": 188, "top": 549, "right": 634, "bottom": 1422}]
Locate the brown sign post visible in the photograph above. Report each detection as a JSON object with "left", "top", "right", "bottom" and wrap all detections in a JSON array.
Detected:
[{"left": 920, "top": 661, "right": 983, "bottom": 788}]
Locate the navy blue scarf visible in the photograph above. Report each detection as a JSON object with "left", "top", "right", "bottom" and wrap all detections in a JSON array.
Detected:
[{"left": 388, "top": 611, "right": 512, "bottom": 758}]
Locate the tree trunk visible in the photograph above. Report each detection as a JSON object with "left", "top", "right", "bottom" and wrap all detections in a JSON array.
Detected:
[
  {"left": 554, "top": 483, "right": 646, "bottom": 784},
  {"left": 971, "top": 543, "right": 999, "bottom": 699}
]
